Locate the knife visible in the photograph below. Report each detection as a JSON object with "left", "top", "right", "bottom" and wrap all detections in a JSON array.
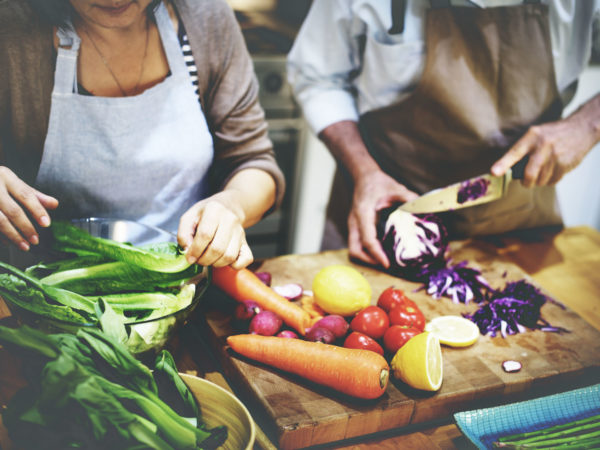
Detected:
[{"left": 398, "top": 157, "right": 527, "bottom": 214}]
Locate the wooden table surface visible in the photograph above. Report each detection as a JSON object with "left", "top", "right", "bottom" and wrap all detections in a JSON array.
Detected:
[{"left": 1, "top": 225, "right": 600, "bottom": 449}]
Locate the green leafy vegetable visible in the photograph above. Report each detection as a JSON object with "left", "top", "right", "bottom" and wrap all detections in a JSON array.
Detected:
[
  {"left": 51, "top": 221, "right": 191, "bottom": 273},
  {"left": 0, "top": 325, "right": 228, "bottom": 449},
  {"left": 0, "top": 261, "right": 96, "bottom": 323},
  {"left": 40, "top": 260, "right": 201, "bottom": 295}
]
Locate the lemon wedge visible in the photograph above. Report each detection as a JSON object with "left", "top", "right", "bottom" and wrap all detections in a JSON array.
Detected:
[
  {"left": 424, "top": 315, "right": 480, "bottom": 348},
  {"left": 390, "top": 331, "right": 443, "bottom": 391},
  {"left": 312, "top": 265, "right": 371, "bottom": 316}
]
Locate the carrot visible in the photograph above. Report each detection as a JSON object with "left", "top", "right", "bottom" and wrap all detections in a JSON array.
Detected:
[
  {"left": 212, "top": 266, "right": 312, "bottom": 335},
  {"left": 227, "top": 334, "right": 390, "bottom": 399},
  {"left": 300, "top": 294, "right": 326, "bottom": 319}
]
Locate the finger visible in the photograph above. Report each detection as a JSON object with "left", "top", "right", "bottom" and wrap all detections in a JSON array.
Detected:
[
  {"left": 185, "top": 220, "right": 217, "bottom": 264},
  {"left": 231, "top": 241, "right": 254, "bottom": 270},
  {"left": 521, "top": 144, "right": 550, "bottom": 188},
  {"left": 535, "top": 157, "right": 556, "bottom": 187},
  {"left": 35, "top": 190, "right": 59, "bottom": 210},
  {"left": 209, "top": 230, "right": 244, "bottom": 268},
  {"left": 0, "top": 193, "right": 39, "bottom": 246},
  {"left": 177, "top": 205, "right": 202, "bottom": 250},
  {"left": 491, "top": 131, "right": 537, "bottom": 176},
  {"left": 0, "top": 211, "right": 31, "bottom": 251},
  {"left": 348, "top": 215, "right": 376, "bottom": 264},
  {"left": 356, "top": 209, "right": 389, "bottom": 268}
]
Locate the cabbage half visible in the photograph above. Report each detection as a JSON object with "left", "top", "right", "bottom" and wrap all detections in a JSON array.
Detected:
[{"left": 379, "top": 208, "right": 448, "bottom": 281}]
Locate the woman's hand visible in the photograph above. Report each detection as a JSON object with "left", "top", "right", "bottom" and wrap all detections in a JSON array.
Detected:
[
  {"left": 0, "top": 167, "right": 58, "bottom": 250},
  {"left": 492, "top": 94, "right": 600, "bottom": 186},
  {"left": 177, "top": 168, "right": 276, "bottom": 270},
  {"left": 348, "top": 169, "right": 418, "bottom": 268},
  {"left": 178, "top": 191, "right": 253, "bottom": 270}
]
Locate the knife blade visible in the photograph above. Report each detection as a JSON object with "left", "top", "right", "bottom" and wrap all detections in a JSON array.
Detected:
[{"left": 398, "top": 157, "right": 527, "bottom": 214}]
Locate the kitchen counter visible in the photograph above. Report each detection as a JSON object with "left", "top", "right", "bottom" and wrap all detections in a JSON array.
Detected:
[{"left": 1, "top": 225, "right": 600, "bottom": 449}]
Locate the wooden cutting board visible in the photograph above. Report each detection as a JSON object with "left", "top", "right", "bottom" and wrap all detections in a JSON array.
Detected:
[{"left": 197, "top": 236, "right": 600, "bottom": 450}]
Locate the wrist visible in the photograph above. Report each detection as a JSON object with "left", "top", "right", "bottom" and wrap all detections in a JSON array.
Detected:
[{"left": 216, "top": 189, "right": 247, "bottom": 225}]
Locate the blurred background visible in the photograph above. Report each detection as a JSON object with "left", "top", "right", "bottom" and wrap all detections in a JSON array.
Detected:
[{"left": 228, "top": 0, "right": 600, "bottom": 258}]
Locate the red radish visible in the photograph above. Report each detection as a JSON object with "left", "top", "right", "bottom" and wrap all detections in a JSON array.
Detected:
[
  {"left": 305, "top": 326, "right": 336, "bottom": 344},
  {"left": 234, "top": 300, "right": 262, "bottom": 321},
  {"left": 272, "top": 283, "right": 304, "bottom": 301},
  {"left": 255, "top": 271, "right": 272, "bottom": 286},
  {"left": 311, "top": 315, "right": 349, "bottom": 339},
  {"left": 249, "top": 310, "right": 282, "bottom": 336},
  {"left": 502, "top": 360, "right": 522, "bottom": 373},
  {"left": 212, "top": 266, "right": 312, "bottom": 335},
  {"left": 276, "top": 330, "right": 298, "bottom": 338},
  {"left": 227, "top": 334, "right": 390, "bottom": 399}
]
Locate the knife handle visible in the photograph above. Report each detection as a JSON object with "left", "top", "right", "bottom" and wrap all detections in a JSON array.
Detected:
[{"left": 510, "top": 156, "right": 529, "bottom": 180}]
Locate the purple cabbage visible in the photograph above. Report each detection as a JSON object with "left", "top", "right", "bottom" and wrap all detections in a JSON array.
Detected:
[
  {"left": 422, "top": 260, "right": 490, "bottom": 304},
  {"left": 378, "top": 208, "right": 567, "bottom": 339},
  {"left": 457, "top": 177, "right": 490, "bottom": 204},
  {"left": 464, "top": 280, "right": 568, "bottom": 338},
  {"left": 379, "top": 208, "right": 448, "bottom": 281}
]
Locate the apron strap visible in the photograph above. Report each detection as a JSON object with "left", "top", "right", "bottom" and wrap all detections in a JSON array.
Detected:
[
  {"left": 54, "top": 26, "right": 81, "bottom": 95},
  {"left": 388, "top": 0, "right": 407, "bottom": 34},
  {"left": 154, "top": 2, "right": 189, "bottom": 79}
]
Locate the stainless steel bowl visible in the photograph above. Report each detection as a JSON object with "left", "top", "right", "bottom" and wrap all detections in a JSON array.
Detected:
[{"left": 5, "top": 217, "right": 210, "bottom": 356}]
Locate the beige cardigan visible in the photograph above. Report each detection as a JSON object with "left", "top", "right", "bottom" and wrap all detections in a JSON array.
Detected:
[{"left": 0, "top": 0, "right": 285, "bottom": 204}]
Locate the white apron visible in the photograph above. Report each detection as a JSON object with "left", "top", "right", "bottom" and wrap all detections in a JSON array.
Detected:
[{"left": 36, "top": 2, "right": 213, "bottom": 237}]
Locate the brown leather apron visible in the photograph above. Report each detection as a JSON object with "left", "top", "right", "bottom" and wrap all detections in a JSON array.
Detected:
[{"left": 323, "top": 2, "right": 563, "bottom": 250}]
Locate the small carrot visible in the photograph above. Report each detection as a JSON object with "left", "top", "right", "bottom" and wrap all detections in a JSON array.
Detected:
[
  {"left": 213, "top": 266, "right": 312, "bottom": 335},
  {"left": 300, "top": 294, "right": 326, "bottom": 319},
  {"left": 227, "top": 334, "right": 390, "bottom": 399}
]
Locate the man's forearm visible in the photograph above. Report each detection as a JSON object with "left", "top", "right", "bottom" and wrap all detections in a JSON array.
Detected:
[{"left": 318, "top": 120, "right": 381, "bottom": 183}]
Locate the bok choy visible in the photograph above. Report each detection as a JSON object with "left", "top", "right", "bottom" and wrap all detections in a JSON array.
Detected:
[
  {"left": 51, "top": 221, "right": 191, "bottom": 273},
  {"left": 0, "top": 325, "right": 227, "bottom": 449}
]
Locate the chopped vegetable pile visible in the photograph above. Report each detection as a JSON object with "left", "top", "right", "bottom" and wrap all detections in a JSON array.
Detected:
[
  {"left": 465, "top": 280, "right": 568, "bottom": 338},
  {"left": 378, "top": 207, "right": 567, "bottom": 338},
  {"left": 422, "top": 260, "right": 490, "bottom": 305},
  {"left": 0, "top": 325, "right": 227, "bottom": 449}
]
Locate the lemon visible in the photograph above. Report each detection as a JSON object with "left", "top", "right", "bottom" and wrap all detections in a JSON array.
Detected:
[
  {"left": 312, "top": 265, "right": 372, "bottom": 316},
  {"left": 390, "top": 332, "right": 443, "bottom": 391},
  {"left": 424, "top": 315, "right": 480, "bottom": 348}
]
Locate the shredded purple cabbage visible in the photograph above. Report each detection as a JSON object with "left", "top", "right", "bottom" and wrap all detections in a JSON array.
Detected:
[
  {"left": 457, "top": 177, "right": 490, "bottom": 204},
  {"left": 421, "top": 260, "right": 491, "bottom": 304},
  {"left": 464, "top": 280, "right": 568, "bottom": 337}
]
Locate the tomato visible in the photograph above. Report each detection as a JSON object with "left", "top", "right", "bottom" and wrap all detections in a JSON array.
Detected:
[
  {"left": 350, "top": 305, "right": 390, "bottom": 339},
  {"left": 388, "top": 303, "right": 425, "bottom": 331},
  {"left": 383, "top": 325, "right": 422, "bottom": 353},
  {"left": 377, "top": 287, "right": 417, "bottom": 312},
  {"left": 343, "top": 331, "right": 384, "bottom": 356}
]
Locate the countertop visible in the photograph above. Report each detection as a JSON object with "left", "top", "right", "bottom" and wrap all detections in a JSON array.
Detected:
[{"left": 1, "top": 225, "right": 599, "bottom": 449}]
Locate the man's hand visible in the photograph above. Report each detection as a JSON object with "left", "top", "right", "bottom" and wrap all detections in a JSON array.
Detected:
[
  {"left": 492, "top": 94, "right": 600, "bottom": 186},
  {"left": 348, "top": 169, "right": 418, "bottom": 268},
  {"left": 0, "top": 167, "right": 58, "bottom": 250}
]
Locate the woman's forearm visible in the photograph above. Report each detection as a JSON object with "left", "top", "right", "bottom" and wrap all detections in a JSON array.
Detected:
[{"left": 222, "top": 168, "right": 277, "bottom": 228}]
